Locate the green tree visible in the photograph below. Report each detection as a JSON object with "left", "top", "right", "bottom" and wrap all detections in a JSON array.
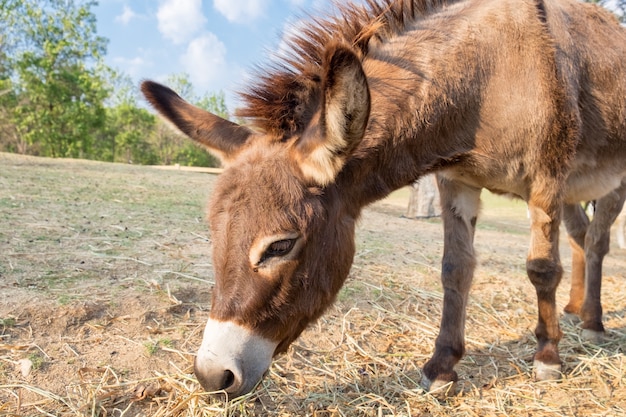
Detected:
[
  {"left": 0, "top": 0, "right": 109, "bottom": 158},
  {"left": 0, "top": 1, "right": 22, "bottom": 152},
  {"left": 109, "top": 103, "right": 157, "bottom": 164},
  {"left": 103, "top": 71, "right": 157, "bottom": 164},
  {"left": 196, "top": 90, "right": 229, "bottom": 119}
]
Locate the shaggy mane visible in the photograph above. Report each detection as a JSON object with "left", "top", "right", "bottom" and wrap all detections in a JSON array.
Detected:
[{"left": 236, "top": 0, "right": 451, "bottom": 137}]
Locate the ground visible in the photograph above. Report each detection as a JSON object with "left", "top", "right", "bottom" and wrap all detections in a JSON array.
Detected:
[{"left": 0, "top": 152, "right": 624, "bottom": 416}]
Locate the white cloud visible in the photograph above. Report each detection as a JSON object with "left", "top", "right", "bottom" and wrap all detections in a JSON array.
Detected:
[
  {"left": 213, "top": 0, "right": 269, "bottom": 23},
  {"left": 115, "top": 5, "right": 138, "bottom": 25},
  {"left": 113, "top": 56, "right": 149, "bottom": 80},
  {"left": 157, "top": 0, "right": 207, "bottom": 44},
  {"left": 180, "top": 32, "right": 230, "bottom": 92}
]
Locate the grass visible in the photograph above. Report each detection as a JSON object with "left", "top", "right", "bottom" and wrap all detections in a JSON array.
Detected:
[
  {"left": 0, "top": 153, "right": 213, "bottom": 297},
  {"left": 144, "top": 338, "right": 175, "bottom": 356},
  {"left": 0, "top": 152, "right": 625, "bottom": 416},
  {"left": 27, "top": 354, "right": 45, "bottom": 371},
  {"left": 0, "top": 318, "right": 16, "bottom": 328}
]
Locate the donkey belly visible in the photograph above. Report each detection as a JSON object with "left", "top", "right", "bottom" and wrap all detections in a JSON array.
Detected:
[
  {"left": 564, "top": 156, "right": 626, "bottom": 204},
  {"left": 438, "top": 158, "right": 530, "bottom": 202},
  {"left": 440, "top": 150, "right": 626, "bottom": 205}
]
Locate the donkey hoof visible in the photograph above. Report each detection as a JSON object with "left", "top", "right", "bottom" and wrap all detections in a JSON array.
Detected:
[
  {"left": 562, "top": 312, "right": 580, "bottom": 325},
  {"left": 420, "top": 375, "right": 458, "bottom": 398},
  {"left": 581, "top": 329, "right": 606, "bottom": 344},
  {"left": 533, "top": 359, "right": 562, "bottom": 381}
]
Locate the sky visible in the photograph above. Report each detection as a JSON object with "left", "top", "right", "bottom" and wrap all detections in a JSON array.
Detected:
[
  {"left": 94, "top": 0, "right": 336, "bottom": 109},
  {"left": 94, "top": 0, "right": 622, "bottom": 111}
]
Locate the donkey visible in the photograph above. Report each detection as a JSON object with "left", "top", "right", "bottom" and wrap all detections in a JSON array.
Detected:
[{"left": 141, "top": 0, "right": 626, "bottom": 398}]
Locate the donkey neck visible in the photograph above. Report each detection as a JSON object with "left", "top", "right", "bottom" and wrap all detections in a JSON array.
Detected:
[{"left": 336, "top": 11, "right": 485, "bottom": 212}]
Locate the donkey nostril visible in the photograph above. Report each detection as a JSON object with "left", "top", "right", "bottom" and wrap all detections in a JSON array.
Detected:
[{"left": 221, "top": 369, "right": 236, "bottom": 391}]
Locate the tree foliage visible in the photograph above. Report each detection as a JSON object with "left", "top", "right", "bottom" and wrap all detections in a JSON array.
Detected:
[
  {"left": 99, "top": 71, "right": 158, "bottom": 165},
  {"left": 1, "top": 0, "right": 109, "bottom": 158},
  {"left": 0, "top": 1, "right": 226, "bottom": 167}
]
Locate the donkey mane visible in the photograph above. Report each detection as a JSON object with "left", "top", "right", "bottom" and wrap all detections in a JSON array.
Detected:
[{"left": 236, "top": 0, "right": 455, "bottom": 137}]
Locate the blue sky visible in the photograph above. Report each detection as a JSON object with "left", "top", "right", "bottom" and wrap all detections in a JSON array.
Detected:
[
  {"left": 94, "top": 0, "right": 336, "bottom": 109},
  {"left": 94, "top": 0, "right": 622, "bottom": 110}
]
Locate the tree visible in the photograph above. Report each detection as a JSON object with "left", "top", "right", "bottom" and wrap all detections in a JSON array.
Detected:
[
  {"left": 0, "top": 1, "right": 22, "bottom": 152},
  {"left": 0, "top": 0, "right": 110, "bottom": 158},
  {"left": 102, "top": 70, "right": 157, "bottom": 164}
]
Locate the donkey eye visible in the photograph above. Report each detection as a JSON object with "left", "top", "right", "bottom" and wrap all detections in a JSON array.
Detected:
[
  {"left": 260, "top": 239, "right": 297, "bottom": 263},
  {"left": 250, "top": 233, "right": 302, "bottom": 269}
]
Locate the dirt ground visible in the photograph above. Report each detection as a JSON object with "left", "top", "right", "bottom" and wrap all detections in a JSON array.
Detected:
[{"left": 0, "top": 153, "right": 624, "bottom": 416}]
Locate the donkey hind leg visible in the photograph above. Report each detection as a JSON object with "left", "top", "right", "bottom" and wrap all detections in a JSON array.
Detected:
[
  {"left": 617, "top": 210, "right": 626, "bottom": 249},
  {"left": 526, "top": 195, "right": 565, "bottom": 381},
  {"left": 562, "top": 203, "right": 589, "bottom": 317},
  {"left": 578, "top": 180, "right": 626, "bottom": 342},
  {"left": 421, "top": 177, "right": 480, "bottom": 396}
]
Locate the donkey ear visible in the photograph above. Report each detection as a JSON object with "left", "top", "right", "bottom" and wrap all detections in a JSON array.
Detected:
[
  {"left": 141, "top": 80, "right": 253, "bottom": 163},
  {"left": 296, "top": 45, "right": 370, "bottom": 185}
]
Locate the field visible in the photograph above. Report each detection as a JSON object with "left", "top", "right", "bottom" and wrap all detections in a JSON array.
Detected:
[{"left": 0, "top": 152, "right": 624, "bottom": 416}]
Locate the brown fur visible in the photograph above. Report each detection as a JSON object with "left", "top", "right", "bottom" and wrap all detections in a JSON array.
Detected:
[{"left": 142, "top": 0, "right": 626, "bottom": 395}]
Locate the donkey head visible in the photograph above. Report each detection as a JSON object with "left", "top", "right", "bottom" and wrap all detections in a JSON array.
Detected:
[{"left": 141, "top": 45, "right": 370, "bottom": 397}]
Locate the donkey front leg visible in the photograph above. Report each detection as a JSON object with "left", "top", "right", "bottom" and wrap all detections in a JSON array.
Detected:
[
  {"left": 526, "top": 195, "right": 564, "bottom": 381},
  {"left": 421, "top": 177, "right": 480, "bottom": 395}
]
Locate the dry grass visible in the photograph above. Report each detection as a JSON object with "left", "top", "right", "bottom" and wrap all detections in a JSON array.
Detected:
[{"left": 0, "top": 152, "right": 624, "bottom": 416}]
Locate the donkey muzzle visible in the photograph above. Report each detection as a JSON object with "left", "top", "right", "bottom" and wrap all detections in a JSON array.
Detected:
[{"left": 194, "top": 319, "right": 277, "bottom": 397}]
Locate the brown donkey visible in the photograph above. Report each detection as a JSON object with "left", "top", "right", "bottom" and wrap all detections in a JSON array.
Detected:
[{"left": 141, "top": 0, "right": 626, "bottom": 398}]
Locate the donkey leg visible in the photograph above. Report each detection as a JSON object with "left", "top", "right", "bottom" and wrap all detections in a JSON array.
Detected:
[
  {"left": 617, "top": 213, "right": 626, "bottom": 250},
  {"left": 526, "top": 196, "right": 564, "bottom": 381},
  {"left": 562, "top": 203, "right": 589, "bottom": 317},
  {"left": 421, "top": 177, "right": 480, "bottom": 395},
  {"left": 579, "top": 180, "right": 626, "bottom": 342}
]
